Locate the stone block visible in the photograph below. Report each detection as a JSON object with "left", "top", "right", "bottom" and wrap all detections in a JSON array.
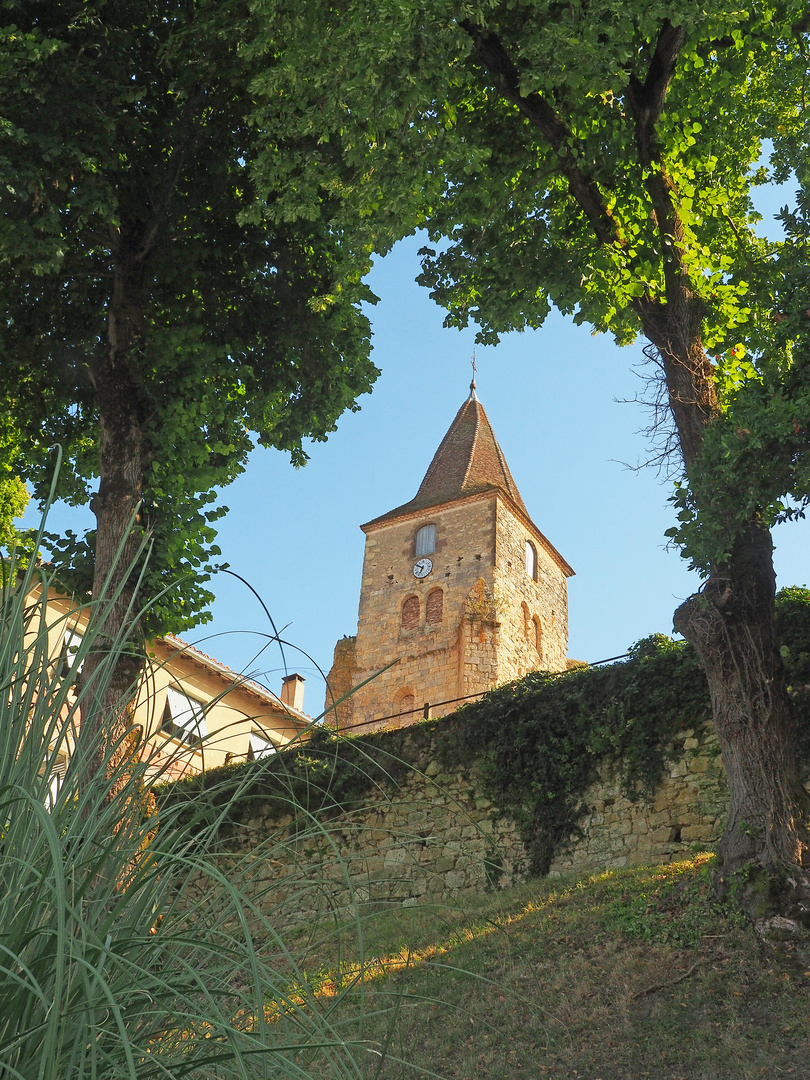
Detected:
[
  {"left": 680, "top": 824, "right": 713, "bottom": 842},
  {"left": 384, "top": 847, "right": 409, "bottom": 868}
]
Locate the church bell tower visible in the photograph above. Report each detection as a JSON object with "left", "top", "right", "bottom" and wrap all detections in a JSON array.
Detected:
[{"left": 324, "top": 383, "right": 574, "bottom": 733}]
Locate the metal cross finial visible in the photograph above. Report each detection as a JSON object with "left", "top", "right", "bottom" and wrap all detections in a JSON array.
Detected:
[{"left": 467, "top": 351, "right": 479, "bottom": 402}]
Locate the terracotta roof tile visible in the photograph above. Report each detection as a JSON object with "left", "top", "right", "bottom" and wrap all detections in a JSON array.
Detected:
[{"left": 365, "top": 391, "right": 529, "bottom": 525}]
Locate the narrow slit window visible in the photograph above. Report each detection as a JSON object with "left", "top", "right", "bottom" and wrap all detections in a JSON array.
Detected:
[
  {"left": 525, "top": 541, "right": 537, "bottom": 581},
  {"left": 397, "top": 691, "right": 415, "bottom": 717},
  {"left": 415, "top": 524, "right": 436, "bottom": 557},
  {"left": 533, "top": 615, "right": 543, "bottom": 657}
]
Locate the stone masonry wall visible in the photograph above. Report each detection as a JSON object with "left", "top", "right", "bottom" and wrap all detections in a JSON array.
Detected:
[
  {"left": 182, "top": 719, "right": 729, "bottom": 935},
  {"left": 492, "top": 496, "right": 570, "bottom": 676},
  {"left": 326, "top": 492, "right": 571, "bottom": 736},
  {"left": 323, "top": 635, "right": 357, "bottom": 731},
  {"left": 547, "top": 723, "right": 727, "bottom": 876},
  {"left": 347, "top": 495, "right": 499, "bottom": 731}
]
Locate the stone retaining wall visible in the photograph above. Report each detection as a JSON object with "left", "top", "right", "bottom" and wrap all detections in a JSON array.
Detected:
[
  {"left": 180, "top": 719, "right": 729, "bottom": 931},
  {"left": 548, "top": 723, "right": 727, "bottom": 876}
]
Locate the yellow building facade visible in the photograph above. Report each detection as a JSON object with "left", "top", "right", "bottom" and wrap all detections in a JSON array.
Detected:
[
  {"left": 325, "top": 385, "right": 575, "bottom": 733},
  {"left": 35, "top": 587, "right": 310, "bottom": 783}
]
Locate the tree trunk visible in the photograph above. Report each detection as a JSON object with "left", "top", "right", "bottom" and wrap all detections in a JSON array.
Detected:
[
  {"left": 674, "top": 524, "right": 810, "bottom": 922},
  {"left": 641, "top": 301, "right": 810, "bottom": 924},
  {"left": 78, "top": 237, "right": 149, "bottom": 774}
]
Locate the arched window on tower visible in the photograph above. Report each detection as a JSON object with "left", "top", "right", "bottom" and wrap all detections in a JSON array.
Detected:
[
  {"left": 533, "top": 615, "right": 543, "bottom": 658},
  {"left": 415, "top": 523, "right": 436, "bottom": 557},
  {"left": 402, "top": 594, "right": 420, "bottom": 629},
  {"left": 426, "top": 587, "right": 443, "bottom": 625},
  {"left": 525, "top": 540, "right": 537, "bottom": 581},
  {"left": 521, "top": 601, "right": 531, "bottom": 641}
]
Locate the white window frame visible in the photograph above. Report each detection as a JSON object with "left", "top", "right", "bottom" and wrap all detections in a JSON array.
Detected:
[
  {"left": 249, "top": 731, "right": 277, "bottom": 760},
  {"left": 63, "top": 626, "right": 84, "bottom": 675},
  {"left": 45, "top": 753, "right": 67, "bottom": 809},
  {"left": 162, "top": 687, "right": 208, "bottom": 747}
]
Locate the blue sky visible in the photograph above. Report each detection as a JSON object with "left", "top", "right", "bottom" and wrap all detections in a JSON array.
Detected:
[
  {"left": 197, "top": 228, "right": 808, "bottom": 717},
  {"left": 25, "top": 181, "right": 809, "bottom": 719}
]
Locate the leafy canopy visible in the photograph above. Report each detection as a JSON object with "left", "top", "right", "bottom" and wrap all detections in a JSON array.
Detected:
[
  {"left": 260, "top": 0, "right": 810, "bottom": 571},
  {"left": 0, "top": 0, "right": 380, "bottom": 632}
]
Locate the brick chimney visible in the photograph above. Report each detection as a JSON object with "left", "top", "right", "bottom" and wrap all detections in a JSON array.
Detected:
[{"left": 280, "top": 673, "right": 305, "bottom": 712}]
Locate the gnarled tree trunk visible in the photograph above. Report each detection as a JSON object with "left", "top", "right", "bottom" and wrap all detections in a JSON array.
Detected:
[
  {"left": 641, "top": 300, "right": 810, "bottom": 924},
  {"left": 674, "top": 524, "right": 810, "bottom": 920}
]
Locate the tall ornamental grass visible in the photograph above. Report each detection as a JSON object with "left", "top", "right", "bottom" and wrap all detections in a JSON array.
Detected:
[{"left": 0, "top": 546, "right": 387, "bottom": 1079}]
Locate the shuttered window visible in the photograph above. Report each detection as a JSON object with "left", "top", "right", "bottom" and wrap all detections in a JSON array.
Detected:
[
  {"left": 161, "top": 687, "right": 208, "bottom": 747},
  {"left": 61, "top": 627, "right": 84, "bottom": 678},
  {"left": 415, "top": 524, "right": 436, "bottom": 556},
  {"left": 249, "top": 731, "right": 276, "bottom": 760}
]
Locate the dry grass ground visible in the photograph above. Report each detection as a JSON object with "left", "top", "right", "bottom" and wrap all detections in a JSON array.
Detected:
[{"left": 284, "top": 854, "right": 810, "bottom": 1080}]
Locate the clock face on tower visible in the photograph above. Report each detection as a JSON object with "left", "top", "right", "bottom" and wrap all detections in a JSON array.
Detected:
[{"left": 413, "top": 558, "right": 433, "bottom": 579}]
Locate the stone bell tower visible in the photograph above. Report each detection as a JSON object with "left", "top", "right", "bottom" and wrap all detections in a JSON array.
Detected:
[{"left": 324, "top": 383, "right": 574, "bottom": 733}]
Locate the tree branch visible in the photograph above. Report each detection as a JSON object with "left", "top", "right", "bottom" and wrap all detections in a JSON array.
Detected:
[
  {"left": 135, "top": 86, "right": 206, "bottom": 260},
  {"left": 459, "top": 19, "right": 621, "bottom": 247},
  {"left": 621, "top": 22, "right": 720, "bottom": 467},
  {"left": 626, "top": 20, "right": 687, "bottom": 167}
]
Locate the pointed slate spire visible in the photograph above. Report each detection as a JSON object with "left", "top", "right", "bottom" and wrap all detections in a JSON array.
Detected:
[{"left": 366, "top": 390, "right": 529, "bottom": 525}]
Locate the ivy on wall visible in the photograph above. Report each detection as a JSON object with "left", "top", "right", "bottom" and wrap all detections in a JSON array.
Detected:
[
  {"left": 436, "top": 634, "right": 711, "bottom": 876},
  {"left": 777, "top": 586, "right": 810, "bottom": 762},
  {"left": 437, "top": 588, "right": 810, "bottom": 876},
  {"left": 161, "top": 589, "right": 810, "bottom": 874}
]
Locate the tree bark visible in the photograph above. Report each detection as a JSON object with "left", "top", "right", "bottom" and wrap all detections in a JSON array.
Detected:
[
  {"left": 674, "top": 527, "right": 810, "bottom": 918},
  {"left": 640, "top": 299, "right": 810, "bottom": 922},
  {"left": 78, "top": 230, "right": 150, "bottom": 774}
]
